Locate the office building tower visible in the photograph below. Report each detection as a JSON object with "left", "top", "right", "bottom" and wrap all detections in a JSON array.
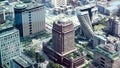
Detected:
[
  {"left": 14, "top": 3, "right": 45, "bottom": 37},
  {"left": 52, "top": 17, "right": 76, "bottom": 54},
  {"left": 43, "top": 16, "right": 86, "bottom": 68},
  {"left": 77, "top": 11, "right": 94, "bottom": 39},
  {"left": 0, "top": 7, "right": 21, "bottom": 67},
  {"left": 0, "top": 22, "right": 21, "bottom": 67},
  {"left": 107, "top": 17, "right": 120, "bottom": 37},
  {"left": 51, "top": 0, "right": 68, "bottom": 7},
  {"left": 0, "top": 7, "right": 5, "bottom": 24},
  {"left": 91, "top": 41, "right": 120, "bottom": 68},
  {"left": 82, "top": 4, "right": 97, "bottom": 21}
]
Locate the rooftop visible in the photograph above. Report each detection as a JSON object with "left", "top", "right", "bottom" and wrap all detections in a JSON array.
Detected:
[
  {"left": 80, "top": 3, "right": 96, "bottom": 10},
  {"left": 106, "top": 0, "right": 120, "bottom": 11},
  {"left": 15, "top": 2, "right": 44, "bottom": 10},
  {"left": 13, "top": 54, "right": 35, "bottom": 68},
  {"left": 15, "top": 3, "right": 27, "bottom": 9},
  {"left": 56, "top": 15, "right": 72, "bottom": 25},
  {"left": 98, "top": 0, "right": 120, "bottom": 11},
  {"left": 0, "top": 27, "right": 16, "bottom": 38},
  {"left": 95, "top": 43, "right": 120, "bottom": 59},
  {"left": 0, "top": 20, "right": 13, "bottom": 31},
  {"left": 67, "top": 50, "right": 84, "bottom": 59}
]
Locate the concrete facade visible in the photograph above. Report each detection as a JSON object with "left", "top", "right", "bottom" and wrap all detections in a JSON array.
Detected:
[
  {"left": 51, "top": 0, "right": 68, "bottom": 7},
  {"left": 52, "top": 19, "right": 76, "bottom": 55},
  {"left": 14, "top": 3, "right": 45, "bottom": 37},
  {"left": 0, "top": 27, "right": 21, "bottom": 67},
  {"left": 107, "top": 18, "right": 120, "bottom": 36},
  {"left": 91, "top": 42, "right": 120, "bottom": 68},
  {"left": 43, "top": 17, "right": 86, "bottom": 68}
]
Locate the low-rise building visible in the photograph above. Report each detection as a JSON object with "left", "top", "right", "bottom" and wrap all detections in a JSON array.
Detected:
[{"left": 10, "top": 54, "right": 36, "bottom": 68}]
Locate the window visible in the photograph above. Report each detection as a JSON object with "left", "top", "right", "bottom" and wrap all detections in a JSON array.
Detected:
[
  {"left": 29, "top": 22, "right": 32, "bottom": 24},
  {"left": 30, "top": 32, "right": 32, "bottom": 34},
  {"left": 101, "top": 57, "right": 105, "bottom": 61},
  {"left": 29, "top": 19, "right": 31, "bottom": 22},
  {"left": 100, "top": 60, "right": 105, "bottom": 64},
  {"left": 100, "top": 64, "right": 104, "bottom": 68},
  {"left": 29, "top": 13, "right": 31, "bottom": 17}
]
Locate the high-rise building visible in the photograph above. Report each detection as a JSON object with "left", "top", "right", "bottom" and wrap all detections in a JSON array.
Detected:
[
  {"left": 0, "top": 7, "right": 6, "bottom": 24},
  {"left": 51, "top": 0, "right": 68, "bottom": 7},
  {"left": 0, "top": 7, "right": 21, "bottom": 68},
  {"left": 79, "top": 3, "right": 98, "bottom": 21},
  {"left": 0, "top": 27, "right": 21, "bottom": 67},
  {"left": 91, "top": 41, "right": 120, "bottom": 68},
  {"left": 52, "top": 17, "right": 76, "bottom": 55},
  {"left": 43, "top": 16, "right": 86, "bottom": 68},
  {"left": 77, "top": 11, "right": 94, "bottom": 39},
  {"left": 107, "top": 17, "right": 120, "bottom": 37},
  {"left": 14, "top": 3, "right": 45, "bottom": 37}
]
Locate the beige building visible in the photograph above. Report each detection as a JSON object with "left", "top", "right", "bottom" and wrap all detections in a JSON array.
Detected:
[
  {"left": 51, "top": 0, "right": 68, "bottom": 7},
  {"left": 14, "top": 3, "right": 45, "bottom": 37}
]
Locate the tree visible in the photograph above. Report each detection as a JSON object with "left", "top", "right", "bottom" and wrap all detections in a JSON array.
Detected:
[
  {"left": 23, "top": 48, "right": 36, "bottom": 58},
  {"left": 47, "top": 61, "right": 62, "bottom": 68},
  {"left": 38, "top": 55, "right": 45, "bottom": 63},
  {"left": 83, "top": 64, "right": 89, "bottom": 68}
]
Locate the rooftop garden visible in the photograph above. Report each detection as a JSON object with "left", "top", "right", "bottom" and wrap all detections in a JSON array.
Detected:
[
  {"left": 68, "top": 51, "right": 80, "bottom": 59},
  {"left": 47, "top": 61, "right": 62, "bottom": 68},
  {"left": 95, "top": 46, "right": 119, "bottom": 59}
]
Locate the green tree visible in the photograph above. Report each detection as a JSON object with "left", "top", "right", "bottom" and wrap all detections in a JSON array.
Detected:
[
  {"left": 83, "top": 64, "right": 89, "bottom": 68},
  {"left": 47, "top": 61, "right": 62, "bottom": 68},
  {"left": 38, "top": 55, "right": 45, "bottom": 63},
  {"left": 23, "top": 48, "right": 36, "bottom": 58}
]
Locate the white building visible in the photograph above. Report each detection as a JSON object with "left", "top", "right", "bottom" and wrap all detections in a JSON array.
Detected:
[
  {"left": 0, "top": 23, "right": 21, "bottom": 67},
  {"left": 107, "top": 17, "right": 120, "bottom": 36},
  {"left": 97, "top": 0, "right": 120, "bottom": 16},
  {"left": 14, "top": 3, "right": 45, "bottom": 37},
  {"left": 51, "top": 0, "right": 68, "bottom": 7}
]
